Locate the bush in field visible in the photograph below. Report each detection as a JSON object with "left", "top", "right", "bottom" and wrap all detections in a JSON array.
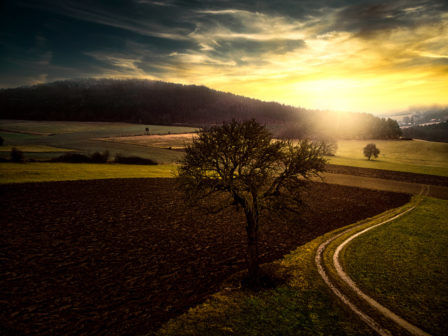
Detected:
[
  {"left": 363, "top": 143, "right": 380, "bottom": 160},
  {"left": 51, "top": 153, "right": 92, "bottom": 163},
  {"left": 90, "top": 151, "right": 109, "bottom": 163},
  {"left": 0, "top": 136, "right": 4, "bottom": 146},
  {"left": 10, "top": 147, "right": 24, "bottom": 162},
  {"left": 51, "top": 151, "right": 110, "bottom": 163},
  {"left": 178, "top": 119, "right": 326, "bottom": 287},
  {"left": 114, "top": 154, "right": 157, "bottom": 165}
]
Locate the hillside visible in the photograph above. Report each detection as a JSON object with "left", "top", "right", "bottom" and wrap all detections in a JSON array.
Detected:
[
  {"left": 402, "top": 122, "right": 448, "bottom": 142},
  {"left": 0, "top": 79, "right": 401, "bottom": 139}
]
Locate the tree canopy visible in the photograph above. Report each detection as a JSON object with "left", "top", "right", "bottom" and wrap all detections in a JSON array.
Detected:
[
  {"left": 178, "top": 119, "right": 326, "bottom": 286},
  {"left": 363, "top": 143, "right": 380, "bottom": 160}
]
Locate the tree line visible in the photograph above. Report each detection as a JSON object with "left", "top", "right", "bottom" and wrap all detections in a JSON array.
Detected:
[{"left": 0, "top": 78, "right": 401, "bottom": 140}]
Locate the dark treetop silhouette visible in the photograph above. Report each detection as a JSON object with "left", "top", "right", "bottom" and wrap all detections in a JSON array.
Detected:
[
  {"left": 363, "top": 143, "right": 380, "bottom": 160},
  {"left": 178, "top": 119, "right": 326, "bottom": 286}
]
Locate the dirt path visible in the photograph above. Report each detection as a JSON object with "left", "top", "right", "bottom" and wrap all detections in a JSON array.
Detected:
[
  {"left": 318, "top": 172, "right": 448, "bottom": 199},
  {"left": 316, "top": 186, "right": 431, "bottom": 336}
]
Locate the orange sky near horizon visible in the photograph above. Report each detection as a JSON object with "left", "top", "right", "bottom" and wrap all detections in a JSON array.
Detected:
[{"left": 2, "top": 1, "right": 448, "bottom": 115}]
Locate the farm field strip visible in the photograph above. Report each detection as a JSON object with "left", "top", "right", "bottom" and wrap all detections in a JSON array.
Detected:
[
  {"left": 2, "top": 120, "right": 448, "bottom": 174},
  {"left": 0, "top": 179, "right": 410, "bottom": 335},
  {"left": 0, "top": 144, "right": 74, "bottom": 152},
  {"left": 318, "top": 172, "right": 448, "bottom": 199},
  {"left": 94, "top": 132, "right": 197, "bottom": 150},
  {"left": 0, "top": 119, "right": 200, "bottom": 136},
  {"left": 316, "top": 186, "right": 431, "bottom": 336},
  {"left": 342, "top": 196, "right": 448, "bottom": 336},
  {"left": 2, "top": 163, "right": 448, "bottom": 200},
  {"left": 328, "top": 139, "right": 448, "bottom": 177},
  {"left": 0, "top": 120, "right": 199, "bottom": 162},
  {"left": 0, "top": 163, "right": 176, "bottom": 183}
]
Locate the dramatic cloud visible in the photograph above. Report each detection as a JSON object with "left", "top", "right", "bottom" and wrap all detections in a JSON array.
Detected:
[{"left": 1, "top": 0, "right": 447, "bottom": 113}]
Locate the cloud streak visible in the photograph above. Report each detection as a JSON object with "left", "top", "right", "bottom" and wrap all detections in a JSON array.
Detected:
[{"left": 1, "top": 0, "right": 447, "bottom": 113}]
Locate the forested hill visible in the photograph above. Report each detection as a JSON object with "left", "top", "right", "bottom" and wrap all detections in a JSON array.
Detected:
[
  {"left": 0, "top": 79, "right": 299, "bottom": 125},
  {"left": 0, "top": 78, "right": 401, "bottom": 139}
]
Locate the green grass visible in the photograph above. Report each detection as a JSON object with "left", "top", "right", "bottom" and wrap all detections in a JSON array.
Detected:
[
  {"left": 328, "top": 139, "right": 448, "bottom": 176},
  {"left": 342, "top": 197, "right": 448, "bottom": 336},
  {"left": 2, "top": 121, "right": 447, "bottom": 174},
  {"left": 155, "top": 196, "right": 443, "bottom": 336},
  {"left": 154, "top": 225, "right": 376, "bottom": 336},
  {"left": 0, "top": 162, "right": 177, "bottom": 184}
]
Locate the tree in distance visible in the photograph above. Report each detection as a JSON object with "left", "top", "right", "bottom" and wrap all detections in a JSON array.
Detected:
[
  {"left": 10, "top": 147, "right": 24, "bottom": 163},
  {"left": 178, "top": 119, "right": 326, "bottom": 287},
  {"left": 363, "top": 143, "right": 380, "bottom": 160}
]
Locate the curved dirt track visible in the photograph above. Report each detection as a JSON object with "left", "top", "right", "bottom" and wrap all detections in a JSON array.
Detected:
[{"left": 316, "top": 186, "right": 431, "bottom": 336}]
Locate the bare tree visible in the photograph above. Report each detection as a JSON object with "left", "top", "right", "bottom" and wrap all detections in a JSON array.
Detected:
[
  {"left": 363, "top": 143, "right": 380, "bottom": 160},
  {"left": 178, "top": 119, "right": 326, "bottom": 286}
]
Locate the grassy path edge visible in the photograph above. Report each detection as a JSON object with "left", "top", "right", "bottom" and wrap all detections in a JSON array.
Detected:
[
  {"left": 317, "top": 185, "right": 431, "bottom": 336},
  {"left": 154, "top": 199, "right": 423, "bottom": 335}
]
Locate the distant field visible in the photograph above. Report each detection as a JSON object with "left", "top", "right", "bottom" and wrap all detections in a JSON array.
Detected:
[
  {"left": 328, "top": 139, "right": 448, "bottom": 176},
  {"left": 1, "top": 120, "right": 447, "bottom": 176},
  {"left": 96, "top": 133, "right": 197, "bottom": 150},
  {"left": 0, "top": 145, "right": 73, "bottom": 152},
  {"left": 0, "top": 120, "right": 199, "bottom": 136},
  {"left": 0, "top": 120, "right": 199, "bottom": 163},
  {"left": 0, "top": 163, "right": 176, "bottom": 184}
]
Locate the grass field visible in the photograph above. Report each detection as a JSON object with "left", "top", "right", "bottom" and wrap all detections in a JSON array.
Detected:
[
  {"left": 96, "top": 133, "right": 197, "bottom": 150},
  {"left": 1, "top": 120, "right": 447, "bottom": 175},
  {"left": 0, "top": 120, "right": 199, "bottom": 136},
  {"left": 155, "top": 222, "right": 377, "bottom": 336},
  {"left": 0, "top": 162, "right": 176, "bottom": 184},
  {"left": 0, "top": 120, "right": 199, "bottom": 162},
  {"left": 328, "top": 139, "right": 448, "bottom": 176},
  {"left": 0, "top": 145, "right": 74, "bottom": 152},
  {"left": 155, "top": 197, "right": 443, "bottom": 335},
  {"left": 342, "top": 197, "right": 448, "bottom": 336}
]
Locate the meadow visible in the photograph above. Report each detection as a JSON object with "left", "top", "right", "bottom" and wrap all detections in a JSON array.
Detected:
[
  {"left": 156, "top": 195, "right": 446, "bottom": 336},
  {"left": 1, "top": 120, "right": 447, "bottom": 176},
  {"left": 0, "top": 120, "right": 198, "bottom": 163},
  {"left": 0, "top": 162, "right": 175, "bottom": 184},
  {"left": 1, "top": 120, "right": 447, "bottom": 335},
  {"left": 328, "top": 139, "right": 448, "bottom": 176},
  {"left": 343, "top": 197, "right": 448, "bottom": 336}
]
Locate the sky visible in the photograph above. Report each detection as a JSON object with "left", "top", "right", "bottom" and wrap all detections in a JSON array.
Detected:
[{"left": 1, "top": 0, "right": 447, "bottom": 115}]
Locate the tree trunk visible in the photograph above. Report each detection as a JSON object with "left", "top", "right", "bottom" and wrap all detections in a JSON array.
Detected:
[{"left": 245, "top": 208, "right": 260, "bottom": 286}]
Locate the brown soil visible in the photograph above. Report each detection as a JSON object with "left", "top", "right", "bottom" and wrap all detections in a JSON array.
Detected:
[
  {"left": 326, "top": 164, "right": 448, "bottom": 186},
  {"left": 1, "top": 178, "right": 410, "bottom": 335}
]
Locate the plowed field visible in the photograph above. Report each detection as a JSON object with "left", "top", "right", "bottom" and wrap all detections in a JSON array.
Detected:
[{"left": 1, "top": 178, "right": 410, "bottom": 335}]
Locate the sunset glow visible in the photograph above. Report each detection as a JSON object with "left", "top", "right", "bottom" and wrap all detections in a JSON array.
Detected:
[{"left": 1, "top": 0, "right": 447, "bottom": 114}]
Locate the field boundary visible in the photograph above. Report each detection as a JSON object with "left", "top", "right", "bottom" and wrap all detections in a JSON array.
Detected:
[{"left": 315, "top": 185, "right": 431, "bottom": 336}]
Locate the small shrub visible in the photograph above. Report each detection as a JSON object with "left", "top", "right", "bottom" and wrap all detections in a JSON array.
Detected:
[
  {"left": 90, "top": 151, "right": 109, "bottom": 163},
  {"left": 0, "top": 136, "right": 4, "bottom": 146},
  {"left": 114, "top": 154, "right": 157, "bottom": 165},
  {"left": 51, "top": 151, "right": 110, "bottom": 163},
  {"left": 51, "top": 153, "right": 92, "bottom": 163},
  {"left": 10, "top": 147, "right": 24, "bottom": 162}
]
